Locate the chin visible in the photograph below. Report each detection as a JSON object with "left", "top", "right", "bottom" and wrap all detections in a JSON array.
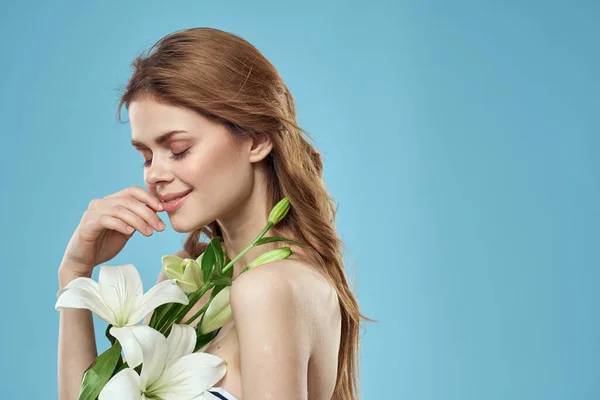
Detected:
[
  {"left": 169, "top": 212, "right": 212, "bottom": 234},
  {"left": 170, "top": 224, "right": 193, "bottom": 234},
  {"left": 170, "top": 218, "right": 199, "bottom": 233}
]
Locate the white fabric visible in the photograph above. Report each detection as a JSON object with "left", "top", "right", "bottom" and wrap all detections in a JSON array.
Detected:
[{"left": 209, "top": 386, "right": 239, "bottom": 400}]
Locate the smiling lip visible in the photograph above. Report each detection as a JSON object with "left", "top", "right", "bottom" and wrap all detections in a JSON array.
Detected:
[
  {"left": 160, "top": 190, "right": 192, "bottom": 213},
  {"left": 158, "top": 189, "right": 193, "bottom": 202}
]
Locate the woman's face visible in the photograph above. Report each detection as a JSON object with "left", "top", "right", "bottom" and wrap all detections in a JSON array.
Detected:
[{"left": 129, "top": 97, "right": 255, "bottom": 233}]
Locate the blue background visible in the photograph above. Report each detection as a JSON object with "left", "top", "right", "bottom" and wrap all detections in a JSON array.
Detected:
[{"left": 1, "top": 1, "right": 598, "bottom": 399}]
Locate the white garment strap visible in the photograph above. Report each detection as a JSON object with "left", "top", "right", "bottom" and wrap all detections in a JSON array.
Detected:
[{"left": 208, "top": 386, "right": 239, "bottom": 400}]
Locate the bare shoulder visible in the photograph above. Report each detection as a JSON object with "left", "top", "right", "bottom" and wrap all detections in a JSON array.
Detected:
[
  {"left": 230, "top": 258, "right": 341, "bottom": 398},
  {"left": 231, "top": 258, "right": 338, "bottom": 310},
  {"left": 230, "top": 258, "right": 341, "bottom": 350}
]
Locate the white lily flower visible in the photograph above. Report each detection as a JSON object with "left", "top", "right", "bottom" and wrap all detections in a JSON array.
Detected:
[
  {"left": 55, "top": 264, "right": 189, "bottom": 327},
  {"left": 99, "top": 324, "right": 226, "bottom": 400}
]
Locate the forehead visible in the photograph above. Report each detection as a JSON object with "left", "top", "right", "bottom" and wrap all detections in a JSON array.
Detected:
[
  {"left": 128, "top": 97, "right": 241, "bottom": 149},
  {"left": 129, "top": 98, "right": 197, "bottom": 140}
]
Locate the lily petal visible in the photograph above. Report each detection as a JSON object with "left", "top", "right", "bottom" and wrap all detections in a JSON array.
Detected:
[
  {"left": 164, "top": 324, "right": 196, "bottom": 368},
  {"left": 174, "top": 278, "right": 199, "bottom": 294},
  {"left": 131, "top": 327, "right": 168, "bottom": 390},
  {"left": 55, "top": 279, "right": 115, "bottom": 323},
  {"left": 98, "top": 265, "right": 144, "bottom": 325},
  {"left": 162, "top": 255, "right": 184, "bottom": 272},
  {"left": 56, "top": 275, "right": 101, "bottom": 298},
  {"left": 182, "top": 260, "right": 203, "bottom": 287},
  {"left": 164, "top": 267, "right": 184, "bottom": 282},
  {"left": 129, "top": 280, "right": 189, "bottom": 324},
  {"left": 98, "top": 368, "right": 142, "bottom": 400},
  {"left": 150, "top": 352, "right": 226, "bottom": 399},
  {"left": 110, "top": 325, "right": 157, "bottom": 369}
]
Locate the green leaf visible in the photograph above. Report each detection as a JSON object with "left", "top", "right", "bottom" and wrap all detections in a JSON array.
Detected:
[
  {"left": 254, "top": 236, "right": 310, "bottom": 248},
  {"left": 209, "top": 237, "right": 225, "bottom": 274},
  {"left": 114, "top": 361, "right": 129, "bottom": 374},
  {"left": 77, "top": 341, "right": 122, "bottom": 400},
  {"left": 222, "top": 253, "right": 233, "bottom": 279},
  {"left": 152, "top": 300, "right": 182, "bottom": 332},
  {"left": 194, "top": 327, "right": 221, "bottom": 352},
  {"left": 211, "top": 277, "right": 232, "bottom": 286},
  {"left": 201, "top": 245, "right": 216, "bottom": 283},
  {"left": 113, "top": 355, "right": 124, "bottom": 374},
  {"left": 104, "top": 324, "right": 116, "bottom": 346},
  {"left": 149, "top": 302, "right": 170, "bottom": 328}
]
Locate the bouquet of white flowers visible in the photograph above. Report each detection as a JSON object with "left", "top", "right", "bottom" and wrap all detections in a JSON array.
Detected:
[{"left": 56, "top": 197, "right": 307, "bottom": 400}]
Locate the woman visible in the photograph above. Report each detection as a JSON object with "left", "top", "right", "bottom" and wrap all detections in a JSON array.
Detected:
[{"left": 57, "top": 27, "right": 368, "bottom": 400}]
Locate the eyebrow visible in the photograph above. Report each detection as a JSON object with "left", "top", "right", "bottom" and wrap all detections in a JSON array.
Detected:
[{"left": 131, "top": 130, "right": 188, "bottom": 148}]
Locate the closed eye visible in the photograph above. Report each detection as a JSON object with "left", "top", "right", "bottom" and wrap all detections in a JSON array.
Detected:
[{"left": 142, "top": 148, "right": 191, "bottom": 168}]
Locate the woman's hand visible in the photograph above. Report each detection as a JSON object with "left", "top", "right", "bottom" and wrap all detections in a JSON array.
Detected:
[{"left": 59, "top": 185, "right": 166, "bottom": 277}]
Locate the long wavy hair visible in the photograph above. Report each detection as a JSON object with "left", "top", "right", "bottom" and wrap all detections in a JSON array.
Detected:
[{"left": 116, "top": 27, "right": 372, "bottom": 400}]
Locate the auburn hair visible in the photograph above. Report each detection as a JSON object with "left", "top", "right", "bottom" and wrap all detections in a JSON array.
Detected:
[{"left": 116, "top": 27, "right": 373, "bottom": 400}]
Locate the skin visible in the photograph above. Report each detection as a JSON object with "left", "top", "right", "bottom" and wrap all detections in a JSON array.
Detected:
[{"left": 131, "top": 97, "right": 342, "bottom": 400}]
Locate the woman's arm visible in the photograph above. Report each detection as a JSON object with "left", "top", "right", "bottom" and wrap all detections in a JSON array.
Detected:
[
  {"left": 57, "top": 265, "right": 98, "bottom": 400},
  {"left": 230, "top": 260, "right": 312, "bottom": 400}
]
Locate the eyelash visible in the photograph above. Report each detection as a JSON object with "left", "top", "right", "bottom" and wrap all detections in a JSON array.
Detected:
[{"left": 142, "top": 148, "right": 191, "bottom": 168}]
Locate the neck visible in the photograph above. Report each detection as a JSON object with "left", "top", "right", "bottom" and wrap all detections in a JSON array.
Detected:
[{"left": 216, "top": 169, "right": 281, "bottom": 278}]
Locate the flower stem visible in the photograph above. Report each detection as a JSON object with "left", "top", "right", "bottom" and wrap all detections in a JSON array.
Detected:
[
  {"left": 221, "top": 222, "right": 273, "bottom": 275},
  {"left": 154, "top": 221, "right": 274, "bottom": 334},
  {"left": 154, "top": 293, "right": 192, "bottom": 332},
  {"left": 160, "top": 283, "right": 213, "bottom": 334},
  {"left": 182, "top": 301, "right": 210, "bottom": 326},
  {"left": 150, "top": 302, "right": 175, "bottom": 329}
]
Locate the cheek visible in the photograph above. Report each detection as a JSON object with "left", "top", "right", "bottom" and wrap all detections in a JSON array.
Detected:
[
  {"left": 184, "top": 147, "right": 253, "bottom": 222},
  {"left": 188, "top": 143, "right": 253, "bottom": 194}
]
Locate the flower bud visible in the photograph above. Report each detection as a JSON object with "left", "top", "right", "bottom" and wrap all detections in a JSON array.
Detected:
[
  {"left": 268, "top": 197, "right": 290, "bottom": 225},
  {"left": 247, "top": 247, "right": 292, "bottom": 270},
  {"left": 162, "top": 255, "right": 204, "bottom": 293},
  {"left": 199, "top": 286, "right": 233, "bottom": 335}
]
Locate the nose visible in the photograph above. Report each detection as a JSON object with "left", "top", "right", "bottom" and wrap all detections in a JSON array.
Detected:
[{"left": 144, "top": 156, "right": 175, "bottom": 187}]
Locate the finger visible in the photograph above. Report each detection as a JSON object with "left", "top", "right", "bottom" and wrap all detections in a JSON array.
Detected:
[
  {"left": 108, "top": 205, "right": 157, "bottom": 237},
  {"left": 98, "top": 214, "right": 136, "bottom": 236},
  {"left": 127, "top": 185, "right": 164, "bottom": 212},
  {"left": 105, "top": 186, "right": 163, "bottom": 213},
  {"left": 113, "top": 197, "right": 166, "bottom": 232}
]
